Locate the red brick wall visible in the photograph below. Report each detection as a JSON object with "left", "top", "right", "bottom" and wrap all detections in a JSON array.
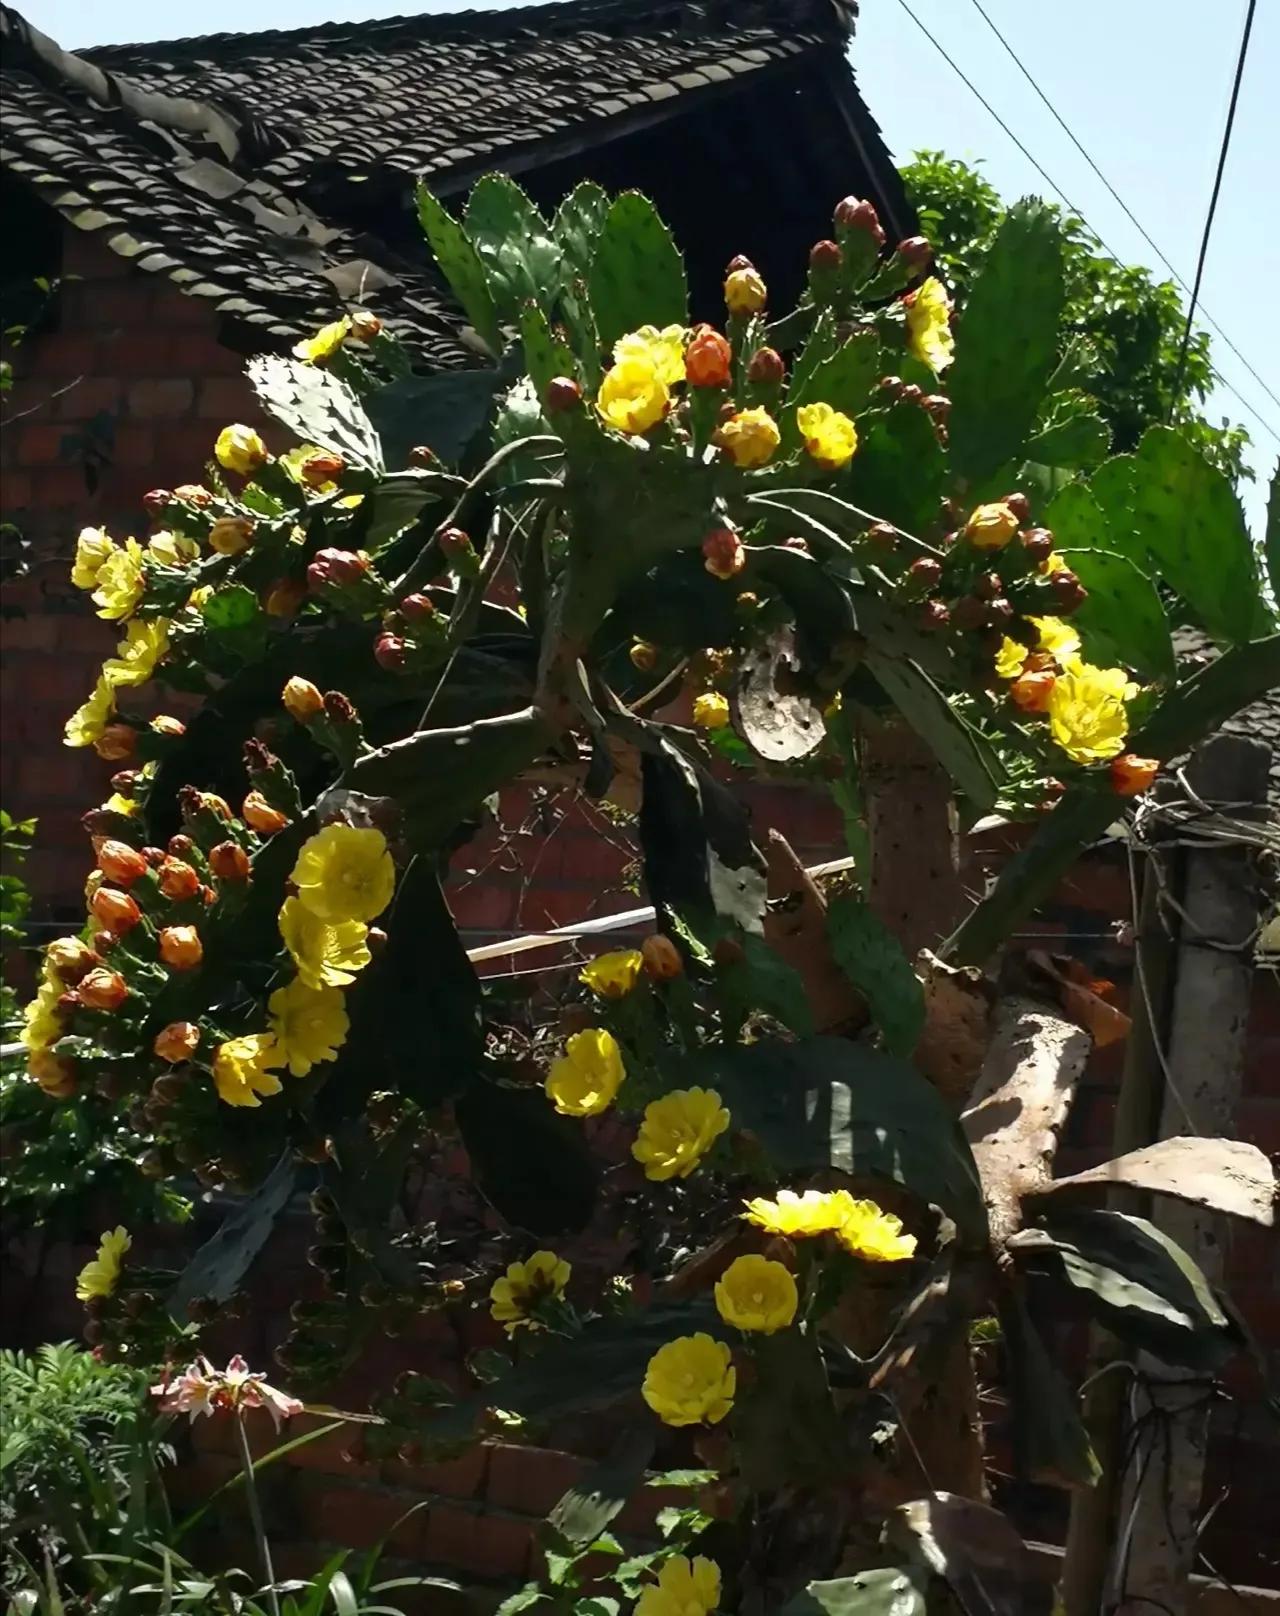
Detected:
[{"left": 1, "top": 225, "right": 269, "bottom": 915}]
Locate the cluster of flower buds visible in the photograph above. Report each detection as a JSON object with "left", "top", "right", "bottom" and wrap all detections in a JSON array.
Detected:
[{"left": 877, "top": 373, "right": 951, "bottom": 438}]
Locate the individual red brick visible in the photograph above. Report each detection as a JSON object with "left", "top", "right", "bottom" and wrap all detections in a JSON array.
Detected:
[
  {"left": 113, "top": 332, "right": 176, "bottom": 375},
  {"left": 63, "top": 281, "right": 146, "bottom": 328},
  {"left": 485, "top": 1443, "right": 585, "bottom": 1517},
  {"left": 0, "top": 614, "right": 59, "bottom": 652},
  {"left": 446, "top": 882, "right": 517, "bottom": 933},
  {"left": 304, "top": 1481, "right": 430, "bottom": 1555},
  {"left": 17, "top": 424, "right": 71, "bottom": 466},
  {"left": 0, "top": 469, "right": 33, "bottom": 508},
  {"left": 127, "top": 378, "right": 195, "bottom": 420},
  {"left": 196, "top": 377, "right": 258, "bottom": 420},
  {"left": 28, "top": 466, "right": 86, "bottom": 509},
  {"left": 21, "top": 752, "right": 90, "bottom": 802},
  {"left": 109, "top": 423, "right": 157, "bottom": 468},
  {"left": 30, "top": 333, "right": 98, "bottom": 377},
  {"left": 170, "top": 330, "right": 247, "bottom": 376},
  {"left": 55, "top": 376, "right": 126, "bottom": 422},
  {"left": 279, "top": 1414, "right": 380, "bottom": 1478},
  {"left": 380, "top": 1445, "right": 487, "bottom": 1500},
  {"left": 165, "top": 291, "right": 221, "bottom": 328},
  {"left": 422, "top": 1503, "right": 533, "bottom": 1578},
  {"left": 64, "top": 231, "right": 131, "bottom": 279}
]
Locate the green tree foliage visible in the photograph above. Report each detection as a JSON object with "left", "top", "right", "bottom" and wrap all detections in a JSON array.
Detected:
[{"left": 902, "top": 150, "right": 1252, "bottom": 482}]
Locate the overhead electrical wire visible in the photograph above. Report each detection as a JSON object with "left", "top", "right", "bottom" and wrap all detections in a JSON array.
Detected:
[
  {"left": 962, "top": 0, "right": 1279, "bottom": 423},
  {"left": 890, "top": 0, "right": 1280, "bottom": 450}
]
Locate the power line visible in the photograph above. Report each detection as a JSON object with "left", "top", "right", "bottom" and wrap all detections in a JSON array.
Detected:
[
  {"left": 962, "top": 0, "right": 1280, "bottom": 423},
  {"left": 1169, "top": 0, "right": 1258, "bottom": 418},
  {"left": 890, "top": 0, "right": 1280, "bottom": 450}
]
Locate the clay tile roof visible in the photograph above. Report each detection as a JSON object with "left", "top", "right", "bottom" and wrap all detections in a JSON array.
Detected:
[{"left": 0, "top": 0, "right": 876, "bottom": 367}]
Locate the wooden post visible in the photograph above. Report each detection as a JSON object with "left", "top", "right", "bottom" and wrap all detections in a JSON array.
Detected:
[{"left": 1110, "top": 734, "right": 1270, "bottom": 1616}]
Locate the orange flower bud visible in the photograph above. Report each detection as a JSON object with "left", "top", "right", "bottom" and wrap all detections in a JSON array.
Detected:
[
  {"left": 209, "top": 515, "right": 256, "bottom": 556},
  {"left": 300, "top": 451, "right": 346, "bottom": 488},
  {"left": 265, "top": 578, "right": 306, "bottom": 618},
  {"left": 97, "top": 839, "right": 148, "bottom": 886},
  {"left": 151, "top": 715, "right": 186, "bottom": 737},
  {"left": 1110, "top": 754, "right": 1160, "bottom": 797},
  {"left": 641, "top": 934, "right": 683, "bottom": 981},
  {"left": 702, "top": 527, "right": 745, "bottom": 580},
  {"left": 685, "top": 326, "right": 733, "bottom": 389},
  {"left": 94, "top": 723, "right": 138, "bottom": 762},
  {"left": 209, "top": 840, "right": 251, "bottom": 882},
  {"left": 80, "top": 967, "right": 129, "bottom": 1011},
  {"left": 159, "top": 925, "right": 203, "bottom": 971},
  {"left": 158, "top": 858, "right": 201, "bottom": 901},
  {"left": 46, "top": 936, "right": 98, "bottom": 984},
  {"left": 243, "top": 791, "right": 289, "bottom": 834},
  {"left": 90, "top": 887, "right": 141, "bottom": 936},
  {"left": 349, "top": 310, "right": 382, "bottom": 342},
  {"left": 1009, "top": 669, "right": 1057, "bottom": 714},
  {"left": 29, "top": 1048, "right": 77, "bottom": 1097},
  {"left": 154, "top": 1021, "right": 201, "bottom": 1063}
]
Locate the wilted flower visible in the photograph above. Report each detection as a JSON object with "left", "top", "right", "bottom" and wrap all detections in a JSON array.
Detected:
[
  {"left": 965, "top": 502, "right": 1020, "bottom": 551},
  {"left": 724, "top": 265, "right": 766, "bottom": 315},
  {"left": 243, "top": 791, "right": 290, "bottom": 835},
  {"left": 89, "top": 887, "right": 141, "bottom": 936},
  {"left": 209, "top": 516, "right": 256, "bottom": 556},
  {"left": 641, "top": 935, "right": 683, "bottom": 980},
  {"left": 685, "top": 326, "right": 732, "bottom": 389},
  {"left": 159, "top": 925, "right": 203, "bottom": 971},
  {"left": 702, "top": 527, "right": 745, "bottom": 580},
  {"left": 71, "top": 527, "right": 116, "bottom": 590},
  {"left": 283, "top": 676, "right": 324, "bottom": 721},
  {"left": 79, "top": 967, "right": 129, "bottom": 1011},
  {"left": 154, "top": 1021, "right": 201, "bottom": 1063},
  {"left": 97, "top": 839, "right": 148, "bottom": 885}
]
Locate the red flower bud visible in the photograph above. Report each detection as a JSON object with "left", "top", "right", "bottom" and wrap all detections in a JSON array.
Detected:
[
  {"left": 974, "top": 572, "right": 1003, "bottom": 600},
  {"left": 1049, "top": 570, "right": 1088, "bottom": 612},
  {"left": 300, "top": 450, "right": 345, "bottom": 488},
  {"left": 725, "top": 254, "right": 754, "bottom": 275},
  {"left": 919, "top": 599, "right": 950, "bottom": 631},
  {"left": 90, "top": 887, "right": 141, "bottom": 936},
  {"left": 1111, "top": 754, "right": 1160, "bottom": 797},
  {"left": 323, "top": 691, "right": 357, "bottom": 724},
  {"left": 747, "top": 347, "right": 785, "bottom": 386},
  {"left": 685, "top": 326, "right": 733, "bottom": 389},
  {"left": 865, "top": 521, "right": 897, "bottom": 551},
  {"left": 950, "top": 596, "right": 987, "bottom": 631},
  {"left": 898, "top": 383, "right": 924, "bottom": 404},
  {"left": 782, "top": 536, "right": 811, "bottom": 555},
  {"left": 1020, "top": 527, "right": 1055, "bottom": 561},
  {"left": 143, "top": 845, "right": 166, "bottom": 868},
  {"left": 374, "top": 633, "right": 408, "bottom": 672},
  {"left": 906, "top": 557, "right": 942, "bottom": 591},
  {"left": 142, "top": 489, "right": 172, "bottom": 518},
  {"left": 437, "top": 527, "right": 473, "bottom": 561},
  {"left": 896, "top": 236, "right": 933, "bottom": 269},
  {"left": 834, "top": 196, "right": 885, "bottom": 245},
  {"left": 702, "top": 527, "right": 746, "bottom": 581},
  {"left": 97, "top": 840, "right": 148, "bottom": 886},
  {"left": 985, "top": 597, "right": 1015, "bottom": 625},
  {"left": 209, "top": 841, "right": 251, "bottom": 882},
  {"left": 167, "top": 834, "right": 195, "bottom": 859},
  {"left": 642, "top": 935, "right": 684, "bottom": 981},
  {"left": 921, "top": 393, "right": 951, "bottom": 420},
  {"left": 349, "top": 310, "right": 382, "bottom": 342},
  {"left": 545, "top": 376, "right": 583, "bottom": 413},
  {"left": 94, "top": 723, "right": 138, "bottom": 762},
  {"left": 1009, "top": 669, "right": 1057, "bottom": 714},
  {"left": 878, "top": 374, "right": 903, "bottom": 396},
  {"left": 80, "top": 967, "right": 129, "bottom": 1011},
  {"left": 307, "top": 548, "right": 369, "bottom": 591},
  {"left": 1004, "top": 492, "right": 1032, "bottom": 524},
  {"left": 400, "top": 593, "right": 436, "bottom": 624},
  {"left": 92, "top": 931, "right": 116, "bottom": 955},
  {"left": 45, "top": 937, "right": 98, "bottom": 984},
  {"left": 809, "top": 239, "right": 843, "bottom": 273},
  {"left": 410, "top": 444, "right": 441, "bottom": 467}
]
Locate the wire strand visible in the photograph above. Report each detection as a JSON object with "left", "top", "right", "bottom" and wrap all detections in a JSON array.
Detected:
[
  {"left": 961, "top": 0, "right": 1280, "bottom": 423},
  {"left": 890, "top": 0, "right": 1280, "bottom": 450}
]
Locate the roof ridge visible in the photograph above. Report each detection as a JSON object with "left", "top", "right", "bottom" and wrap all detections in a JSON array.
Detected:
[{"left": 73, "top": 0, "right": 852, "bottom": 67}]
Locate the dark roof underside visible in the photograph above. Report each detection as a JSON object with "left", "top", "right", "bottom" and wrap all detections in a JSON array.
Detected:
[{"left": 0, "top": 0, "right": 905, "bottom": 365}]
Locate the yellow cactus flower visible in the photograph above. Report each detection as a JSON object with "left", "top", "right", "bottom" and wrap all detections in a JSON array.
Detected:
[
  {"left": 102, "top": 617, "right": 171, "bottom": 688},
  {"left": 278, "top": 898, "right": 372, "bottom": 990},
  {"left": 724, "top": 266, "right": 767, "bottom": 315},
  {"left": 92, "top": 538, "right": 146, "bottom": 620},
  {"left": 904, "top": 276, "right": 954, "bottom": 372},
  {"left": 579, "top": 949, "right": 643, "bottom": 998},
  {"left": 75, "top": 1226, "right": 131, "bottom": 1301},
  {"left": 994, "top": 637, "right": 1030, "bottom": 681},
  {"left": 636, "top": 1557, "right": 721, "bottom": 1616},
  {"left": 796, "top": 401, "right": 858, "bottom": 470},
  {"left": 147, "top": 531, "right": 200, "bottom": 567},
  {"left": 832, "top": 1194, "right": 918, "bottom": 1262},
  {"left": 71, "top": 527, "right": 116, "bottom": 590},
  {"left": 692, "top": 691, "right": 730, "bottom": 730},
  {"left": 1028, "top": 615, "right": 1082, "bottom": 668},
  {"left": 267, "top": 977, "right": 350, "bottom": 1077},
  {"left": 642, "top": 1333, "right": 735, "bottom": 1426},
  {"left": 290, "top": 824, "right": 395, "bottom": 925},
  {"left": 212, "top": 1033, "right": 285, "bottom": 1108},
  {"left": 716, "top": 406, "right": 780, "bottom": 469},
  {"left": 294, "top": 317, "right": 351, "bottom": 365},
  {"left": 21, "top": 979, "right": 63, "bottom": 1052},
  {"left": 964, "top": 502, "right": 1019, "bottom": 550},
  {"left": 215, "top": 424, "right": 268, "bottom": 476},
  {"left": 1047, "top": 663, "right": 1137, "bottom": 764},
  {"left": 632, "top": 1087, "right": 730, "bottom": 1181},
  {"left": 102, "top": 793, "right": 138, "bottom": 817},
  {"left": 713, "top": 1253, "right": 798, "bottom": 1334},
  {"left": 64, "top": 678, "right": 116, "bottom": 748},
  {"left": 489, "top": 1250, "right": 570, "bottom": 1331},
  {"left": 596, "top": 355, "right": 669, "bottom": 436},
  {"left": 546, "top": 1028, "right": 625, "bottom": 1117},
  {"left": 614, "top": 325, "right": 687, "bottom": 387},
  {"left": 741, "top": 1188, "right": 850, "bottom": 1240}
]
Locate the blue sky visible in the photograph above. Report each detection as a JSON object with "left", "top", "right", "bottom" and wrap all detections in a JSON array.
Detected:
[{"left": 27, "top": 0, "right": 1279, "bottom": 536}]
